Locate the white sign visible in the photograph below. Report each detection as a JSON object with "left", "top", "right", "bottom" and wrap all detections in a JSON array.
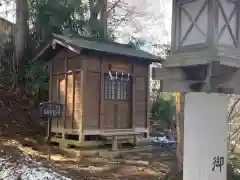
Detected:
[{"left": 183, "top": 93, "right": 228, "bottom": 180}]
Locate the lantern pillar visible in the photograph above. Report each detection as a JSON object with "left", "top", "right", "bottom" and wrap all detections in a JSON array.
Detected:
[{"left": 152, "top": 0, "right": 240, "bottom": 180}]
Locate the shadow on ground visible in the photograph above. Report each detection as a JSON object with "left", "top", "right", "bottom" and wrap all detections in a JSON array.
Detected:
[{"left": 0, "top": 135, "right": 178, "bottom": 179}]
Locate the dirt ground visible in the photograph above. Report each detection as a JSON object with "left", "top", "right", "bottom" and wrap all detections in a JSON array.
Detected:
[
  {"left": 0, "top": 135, "right": 177, "bottom": 180},
  {"left": 0, "top": 89, "right": 178, "bottom": 179}
]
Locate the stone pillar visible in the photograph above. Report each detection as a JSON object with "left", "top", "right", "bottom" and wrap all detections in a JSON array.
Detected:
[{"left": 183, "top": 93, "right": 228, "bottom": 180}]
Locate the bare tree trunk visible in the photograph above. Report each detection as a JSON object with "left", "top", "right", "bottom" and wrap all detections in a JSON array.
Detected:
[
  {"left": 14, "top": 0, "right": 29, "bottom": 85},
  {"left": 101, "top": 0, "right": 108, "bottom": 38},
  {"left": 89, "top": 0, "right": 108, "bottom": 38},
  {"left": 176, "top": 92, "right": 185, "bottom": 171}
]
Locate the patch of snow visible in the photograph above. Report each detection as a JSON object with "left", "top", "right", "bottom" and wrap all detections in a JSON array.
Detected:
[
  {"left": 236, "top": 168, "right": 240, "bottom": 174},
  {"left": 0, "top": 155, "right": 72, "bottom": 180}
]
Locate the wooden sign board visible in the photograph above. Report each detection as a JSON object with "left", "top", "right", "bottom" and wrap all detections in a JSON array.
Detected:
[
  {"left": 110, "top": 64, "right": 130, "bottom": 73},
  {"left": 40, "top": 101, "right": 64, "bottom": 118}
]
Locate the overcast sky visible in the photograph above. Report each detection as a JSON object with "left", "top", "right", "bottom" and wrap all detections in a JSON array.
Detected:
[
  {"left": 114, "top": 0, "right": 172, "bottom": 52},
  {"left": 126, "top": 0, "right": 172, "bottom": 44},
  {"left": 0, "top": 0, "right": 172, "bottom": 52}
]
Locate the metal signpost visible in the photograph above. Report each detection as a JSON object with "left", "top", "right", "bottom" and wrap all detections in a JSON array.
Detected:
[{"left": 40, "top": 101, "right": 64, "bottom": 160}]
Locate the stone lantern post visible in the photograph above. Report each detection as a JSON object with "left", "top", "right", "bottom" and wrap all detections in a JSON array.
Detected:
[{"left": 152, "top": 0, "right": 240, "bottom": 180}]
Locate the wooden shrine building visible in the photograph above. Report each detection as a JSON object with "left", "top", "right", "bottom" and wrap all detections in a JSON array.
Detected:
[{"left": 34, "top": 34, "right": 161, "bottom": 149}]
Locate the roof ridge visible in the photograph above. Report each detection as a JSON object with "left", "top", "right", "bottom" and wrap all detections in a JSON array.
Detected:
[
  {"left": 51, "top": 33, "right": 162, "bottom": 62},
  {"left": 53, "top": 33, "right": 137, "bottom": 49}
]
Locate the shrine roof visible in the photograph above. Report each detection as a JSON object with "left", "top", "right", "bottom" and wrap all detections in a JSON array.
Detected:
[{"left": 33, "top": 33, "right": 163, "bottom": 63}]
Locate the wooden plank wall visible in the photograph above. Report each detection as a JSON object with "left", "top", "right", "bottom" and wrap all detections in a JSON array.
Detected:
[
  {"left": 50, "top": 50, "right": 83, "bottom": 133},
  {"left": 50, "top": 50, "right": 150, "bottom": 135},
  {"left": 102, "top": 58, "right": 132, "bottom": 130},
  {"left": 83, "top": 55, "right": 133, "bottom": 131},
  {"left": 134, "top": 63, "right": 149, "bottom": 130},
  {"left": 74, "top": 72, "right": 82, "bottom": 130},
  {"left": 83, "top": 71, "right": 100, "bottom": 129},
  {"left": 82, "top": 56, "right": 101, "bottom": 131}
]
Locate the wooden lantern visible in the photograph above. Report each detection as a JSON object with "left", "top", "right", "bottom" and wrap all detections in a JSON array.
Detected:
[
  {"left": 168, "top": 0, "right": 240, "bottom": 67},
  {"left": 153, "top": 0, "right": 240, "bottom": 94}
]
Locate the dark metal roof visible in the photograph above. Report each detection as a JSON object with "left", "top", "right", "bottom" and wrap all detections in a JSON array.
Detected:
[{"left": 52, "top": 34, "right": 163, "bottom": 62}]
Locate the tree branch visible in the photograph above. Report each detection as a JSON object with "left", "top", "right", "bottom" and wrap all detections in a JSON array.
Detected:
[{"left": 228, "top": 97, "right": 240, "bottom": 120}]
